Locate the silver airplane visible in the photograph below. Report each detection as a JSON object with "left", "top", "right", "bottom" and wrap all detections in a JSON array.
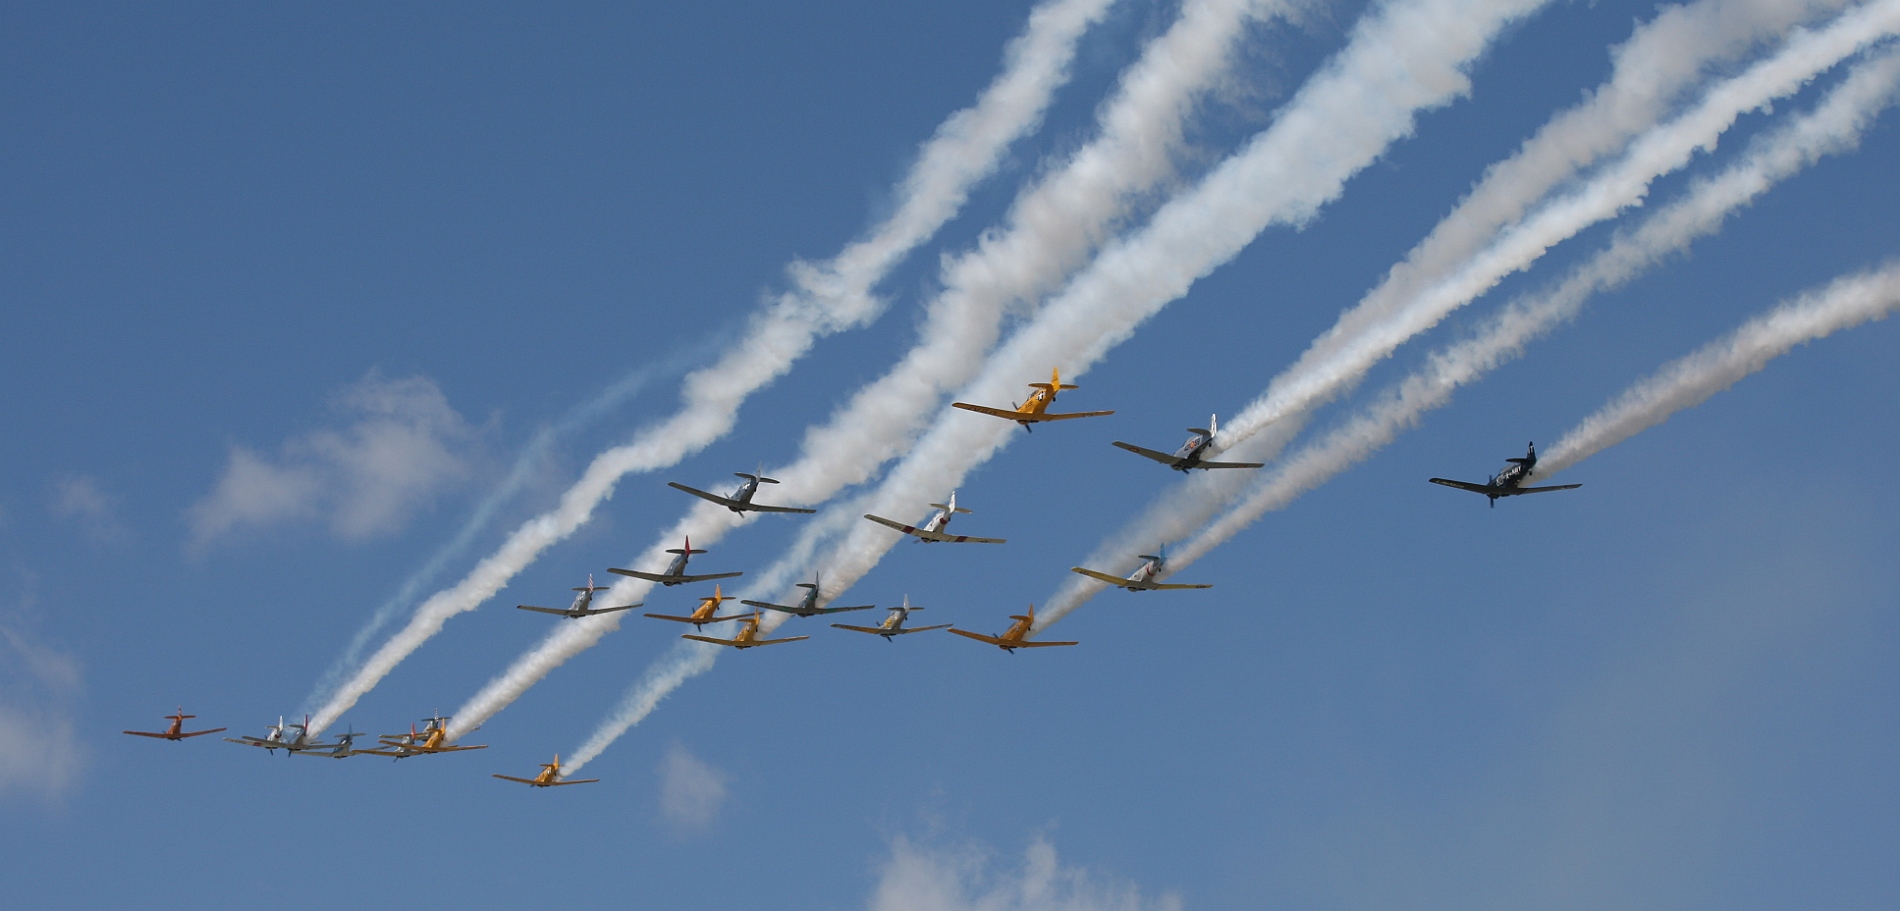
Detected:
[
  {"left": 516, "top": 574, "right": 641, "bottom": 619},
  {"left": 741, "top": 573, "right": 875, "bottom": 618},
  {"left": 862, "top": 490, "right": 1005, "bottom": 544},
  {"left": 224, "top": 715, "right": 332, "bottom": 756},
  {"left": 294, "top": 728, "right": 377, "bottom": 759},
  {"left": 1069, "top": 550, "right": 1212, "bottom": 592},
  {"left": 830, "top": 595, "right": 950, "bottom": 640},
  {"left": 607, "top": 536, "right": 744, "bottom": 586},
  {"left": 1113, "top": 414, "right": 1264, "bottom": 471},
  {"left": 1428, "top": 442, "right": 1581, "bottom": 508},
  {"left": 668, "top": 468, "right": 816, "bottom": 515}
]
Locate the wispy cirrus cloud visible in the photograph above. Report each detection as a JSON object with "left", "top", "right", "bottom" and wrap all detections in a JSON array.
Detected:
[
  {"left": 50, "top": 475, "right": 129, "bottom": 544},
  {"left": 187, "top": 371, "right": 482, "bottom": 552},
  {"left": 870, "top": 834, "right": 1182, "bottom": 911},
  {"left": 0, "top": 622, "right": 83, "bottom": 800},
  {"left": 657, "top": 740, "right": 729, "bottom": 837}
]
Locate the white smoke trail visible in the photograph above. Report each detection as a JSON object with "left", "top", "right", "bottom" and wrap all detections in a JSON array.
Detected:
[
  {"left": 1081, "top": 51, "right": 1900, "bottom": 599},
  {"left": 555, "top": 0, "right": 1559, "bottom": 770},
  {"left": 1049, "top": 5, "right": 1900, "bottom": 615},
  {"left": 1538, "top": 260, "right": 1900, "bottom": 473},
  {"left": 464, "top": 0, "right": 1295, "bottom": 749},
  {"left": 306, "top": 0, "right": 1116, "bottom": 736}
]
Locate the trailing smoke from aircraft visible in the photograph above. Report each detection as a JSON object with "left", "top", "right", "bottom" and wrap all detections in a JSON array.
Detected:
[
  {"left": 304, "top": 0, "right": 1115, "bottom": 737},
  {"left": 1539, "top": 260, "right": 1900, "bottom": 475},
  {"left": 445, "top": 0, "right": 1291, "bottom": 739},
  {"left": 1052, "top": 6, "right": 1900, "bottom": 614},
  {"left": 1039, "top": 51, "right": 1900, "bottom": 622}
]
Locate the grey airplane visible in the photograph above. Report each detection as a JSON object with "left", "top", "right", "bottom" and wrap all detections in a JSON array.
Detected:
[
  {"left": 1069, "top": 550, "right": 1212, "bottom": 592},
  {"left": 830, "top": 595, "right": 950, "bottom": 640},
  {"left": 608, "top": 537, "right": 744, "bottom": 586},
  {"left": 517, "top": 574, "right": 641, "bottom": 619},
  {"left": 294, "top": 728, "right": 377, "bottom": 759},
  {"left": 1428, "top": 442, "right": 1581, "bottom": 507},
  {"left": 862, "top": 490, "right": 1005, "bottom": 544},
  {"left": 1113, "top": 414, "right": 1264, "bottom": 471},
  {"left": 741, "top": 573, "right": 875, "bottom": 618},
  {"left": 224, "top": 715, "right": 332, "bottom": 756},
  {"left": 668, "top": 469, "right": 816, "bottom": 515}
]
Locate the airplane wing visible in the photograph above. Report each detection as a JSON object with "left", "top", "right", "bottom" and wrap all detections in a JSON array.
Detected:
[
  {"left": 669, "top": 571, "right": 744, "bottom": 584},
  {"left": 829, "top": 623, "right": 886, "bottom": 634},
  {"left": 812, "top": 603, "right": 875, "bottom": 614},
  {"left": 666, "top": 482, "right": 743, "bottom": 510},
  {"left": 122, "top": 730, "right": 171, "bottom": 738},
  {"left": 1507, "top": 483, "right": 1583, "bottom": 495},
  {"left": 1141, "top": 581, "right": 1214, "bottom": 591},
  {"left": 580, "top": 604, "right": 641, "bottom": 615},
  {"left": 740, "top": 599, "right": 800, "bottom": 614},
  {"left": 1111, "top": 441, "right": 1184, "bottom": 467},
  {"left": 947, "top": 628, "right": 1010, "bottom": 646},
  {"left": 544, "top": 778, "right": 600, "bottom": 786},
  {"left": 1194, "top": 459, "right": 1265, "bottom": 469},
  {"left": 742, "top": 636, "right": 809, "bottom": 647},
  {"left": 644, "top": 612, "right": 743, "bottom": 624},
  {"left": 1009, "top": 639, "right": 1079, "bottom": 647},
  {"left": 862, "top": 516, "right": 1007, "bottom": 544},
  {"left": 516, "top": 605, "right": 575, "bottom": 616},
  {"left": 1029, "top": 410, "right": 1114, "bottom": 422},
  {"left": 177, "top": 728, "right": 227, "bottom": 738},
  {"left": 492, "top": 774, "right": 541, "bottom": 785},
  {"left": 950, "top": 402, "right": 1030, "bottom": 421},
  {"left": 889, "top": 623, "right": 951, "bottom": 634},
  {"left": 1427, "top": 478, "right": 1499, "bottom": 495},
  {"left": 224, "top": 737, "right": 281, "bottom": 749},
  {"left": 681, "top": 634, "right": 742, "bottom": 647},
  {"left": 612, "top": 568, "right": 744, "bottom": 584},
  {"left": 1070, "top": 566, "right": 1137, "bottom": 586},
  {"left": 737, "top": 502, "right": 817, "bottom": 514},
  {"left": 420, "top": 744, "right": 487, "bottom": 753}
]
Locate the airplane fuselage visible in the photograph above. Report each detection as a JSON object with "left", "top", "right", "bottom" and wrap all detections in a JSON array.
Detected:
[{"left": 1170, "top": 435, "right": 1213, "bottom": 468}]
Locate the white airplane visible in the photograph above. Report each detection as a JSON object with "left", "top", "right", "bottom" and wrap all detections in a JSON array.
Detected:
[
  {"left": 224, "top": 715, "right": 331, "bottom": 755},
  {"left": 741, "top": 573, "right": 875, "bottom": 618},
  {"left": 1428, "top": 442, "right": 1581, "bottom": 508},
  {"left": 516, "top": 575, "right": 641, "bottom": 619},
  {"left": 608, "top": 537, "right": 744, "bottom": 586},
  {"left": 668, "top": 469, "right": 816, "bottom": 515},
  {"left": 294, "top": 728, "right": 377, "bottom": 759},
  {"left": 1113, "top": 415, "right": 1264, "bottom": 471},
  {"left": 1070, "top": 551, "right": 1212, "bottom": 592},
  {"left": 862, "top": 491, "right": 1005, "bottom": 544},
  {"left": 830, "top": 595, "right": 950, "bottom": 640}
]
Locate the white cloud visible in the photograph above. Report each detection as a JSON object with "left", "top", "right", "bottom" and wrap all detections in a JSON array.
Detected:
[
  {"left": 657, "top": 740, "right": 728, "bottom": 836},
  {"left": 0, "top": 623, "right": 83, "bottom": 799},
  {"left": 187, "top": 371, "right": 480, "bottom": 551},
  {"left": 50, "top": 475, "right": 129, "bottom": 544},
  {"left": 871, "top": 834, "right": 1183, "bottom": 911}
]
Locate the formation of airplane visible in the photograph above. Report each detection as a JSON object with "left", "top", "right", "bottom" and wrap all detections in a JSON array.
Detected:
[
  {"left": 493, "top": 754, "right": 598, "bottom": 787},
  {"left": 863, "top": 490, "right": 1005, "bottom": 544},
  {"left": 948, "top": 605, "right": 1077, "bottom": 652},
  {"left": 123, "top": 707, "right": 225, "bottom": 741},
  {"left": 1113, "top": 414, "right": 1264, "bottom": 471},
  {"left": 831, "top": 595, "right": 949, "bottom": 640},
  {"left": 1428, "top": 442, "right": 1582, "bottom": 507},
  {"left": 681, "top": 611, "right": 810, "bottom": 649},
  {"left": 742, "top": 573, "right": 874, "bottom": 617},
  {"left": 166, "top": 368, "right": 1586, "bottom": 784},
  {"left": 1070, "top": 551, "right": 1212, "bottom": 591},
  {"left": 609, "top": 537, "right": 744, "bottom": 586},
  {"left": 951, "top": 367, "right": 1114, "bottom": 431},
  {"left": 669, "top": 469, "right": 816, "bottom": 515},
  {"left": 644, "top": 584, "right": 747, "bottom": 629},
  {"left": 517, "top": 575, "right": 641, "bottom": 619}
]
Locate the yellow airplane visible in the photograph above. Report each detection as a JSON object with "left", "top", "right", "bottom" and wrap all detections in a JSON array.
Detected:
[
  {"left": 644, "top": 584, "right": 748, "bottom": 629},
  {"left": 682, "top": 611, "right": 809, "bottom": 649},
  {"left": 947, "top": 604, "right": 1077, "bottom": 652},
  {"left": 951, "top": 367, "right": 1113, "bottom": 431},
  {"left": 365, "top": 712, "right": 487, "bottom": 758},
  {"left": 493, "top": 753, "right": 598, "bottom": 788}
]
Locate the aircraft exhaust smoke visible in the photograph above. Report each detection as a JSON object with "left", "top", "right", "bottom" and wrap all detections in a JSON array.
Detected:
[
  {"left": 451, "top": 0, "right": 1292, "bottom": 740},
  {"left": 304, "top": 0, "right": 1117, "bottom": 737},
  {"left": 1040, "top": 50, "right": 1900, "bottom": 622}
]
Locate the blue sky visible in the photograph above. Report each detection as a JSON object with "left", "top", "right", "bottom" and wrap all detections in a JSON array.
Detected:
[{"left": 3, "top": 2, "right": 1898, "bottom": 908}]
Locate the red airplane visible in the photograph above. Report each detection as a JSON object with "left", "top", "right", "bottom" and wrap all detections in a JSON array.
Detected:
[{"left": 124, "top": 707, "right": 226, "bottom": 741}]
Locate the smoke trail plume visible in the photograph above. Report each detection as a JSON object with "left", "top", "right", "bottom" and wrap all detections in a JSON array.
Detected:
[
  {"left": 457, "top": 0, "right": 1292, "bottom": 744},
  {"left": 1040, "top": 52, "right": 1900, "bottom": 617},
  {"left": 1539, "top": 260, "right": 1900, "bottom": 474},
  {"left": 1053, "top": 1, "right": 1900, "bottom": 613},
  {"left": 306, "top": 0, "right": 1115, "bottom": 736}
]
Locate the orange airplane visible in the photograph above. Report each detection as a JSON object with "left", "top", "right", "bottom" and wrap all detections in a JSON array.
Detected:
[
  {"left": 951, "top": 367, "right": 1113, "bottom": 431},
  {"left": 365, "top": 712, "right": 487, "bottom": 758},
  {"left": 948, "top": 604, "right": 1077, "bottom": 652},
  {"left": 493, "top": 754, "right": 598, "bottom": 787},
  {"left": 123, "top": 707, "right": 225, "bottom": 741},
  {"left": 643, "top": 584, "right": 747, "bottom": 630},
  {"left": 682, "top": 610, "right": 809, "bottom": 649}
]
